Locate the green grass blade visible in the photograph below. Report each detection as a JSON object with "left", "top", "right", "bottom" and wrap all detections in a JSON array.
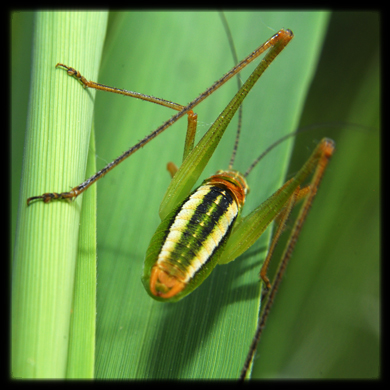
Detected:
[
  {"left": 12, "top": 11, "right": 107, "bottom": 378},
  {"left": 66, "top": 126, "right": 97, "bottom": 378}
]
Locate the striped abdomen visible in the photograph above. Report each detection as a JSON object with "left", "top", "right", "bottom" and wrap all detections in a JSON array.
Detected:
[{"left": 142, "top": 170, "right": 248, "bottom": 302}]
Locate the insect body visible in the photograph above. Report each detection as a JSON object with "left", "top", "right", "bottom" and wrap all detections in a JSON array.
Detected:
[
  {"left": 143, "top": 170, "right": 248, "bottom": 301},
  {"left": 142, "top": 133, "right": 334, "bottom": 304}
]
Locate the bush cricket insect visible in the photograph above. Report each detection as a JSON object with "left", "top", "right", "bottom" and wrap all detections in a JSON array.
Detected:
[
  {"left": 26, "top": 22, "right": 333, "bottom": 377},
  {"left": 16, "top": 12, "right": 380, "bottom": 378}
]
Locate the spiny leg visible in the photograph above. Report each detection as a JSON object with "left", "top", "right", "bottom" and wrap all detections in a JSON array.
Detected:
[
  {"left": 27, "top": 64, "right": 199, "bottom": 206},
  {"left": 56, "top": 63, "right": 200, "bottom": 163},
  {"left": 168, "top": 15, "right": 243, "bottom": 178},
  {"left": 159, "top": 30, "right": 293, "bottom": 220},
  {"left": 240, "top": 138, "right": 335, "bottom": 380},
  {"left": 259, "top": 185, "right": 299, "bottom": 291},
  {"left": 27, "top": 30, "right": 293, "bottom": 206},
  {"left": 259, "top": 184, "right": 311, "bottom": 291}
]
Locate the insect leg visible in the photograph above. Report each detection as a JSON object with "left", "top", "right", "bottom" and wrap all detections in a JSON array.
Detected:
[
  {"left": 27, "top": 30, "right": 293, "bottom": 207},
  {"left": 240, "top": 138, "right": 335, "bottom": 379},
  {"left": 56, "top": 63, "right": 199, "bottom": 163},
  {"left": 259, "top": 184, "right": 311, "bottom": 290}
]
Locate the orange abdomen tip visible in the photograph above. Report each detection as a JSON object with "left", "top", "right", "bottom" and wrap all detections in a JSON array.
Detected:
[{"left": 150, "top": 265, "right": 186, "bottom": 299}]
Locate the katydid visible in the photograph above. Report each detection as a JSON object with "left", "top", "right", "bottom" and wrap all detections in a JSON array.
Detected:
[{"left": 27, "top": 27, "right": 334, "bottom": 378}]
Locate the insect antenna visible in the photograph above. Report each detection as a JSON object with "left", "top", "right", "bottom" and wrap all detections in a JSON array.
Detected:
[
  {"left": 219, "top": 12, "right": 243, "bottom": 170},
  {"left": 243, "top": 130, "right": 301, "bottom": 178},
  {"left": 243, "top": 121, "right": 369, "bottom": 178}
]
